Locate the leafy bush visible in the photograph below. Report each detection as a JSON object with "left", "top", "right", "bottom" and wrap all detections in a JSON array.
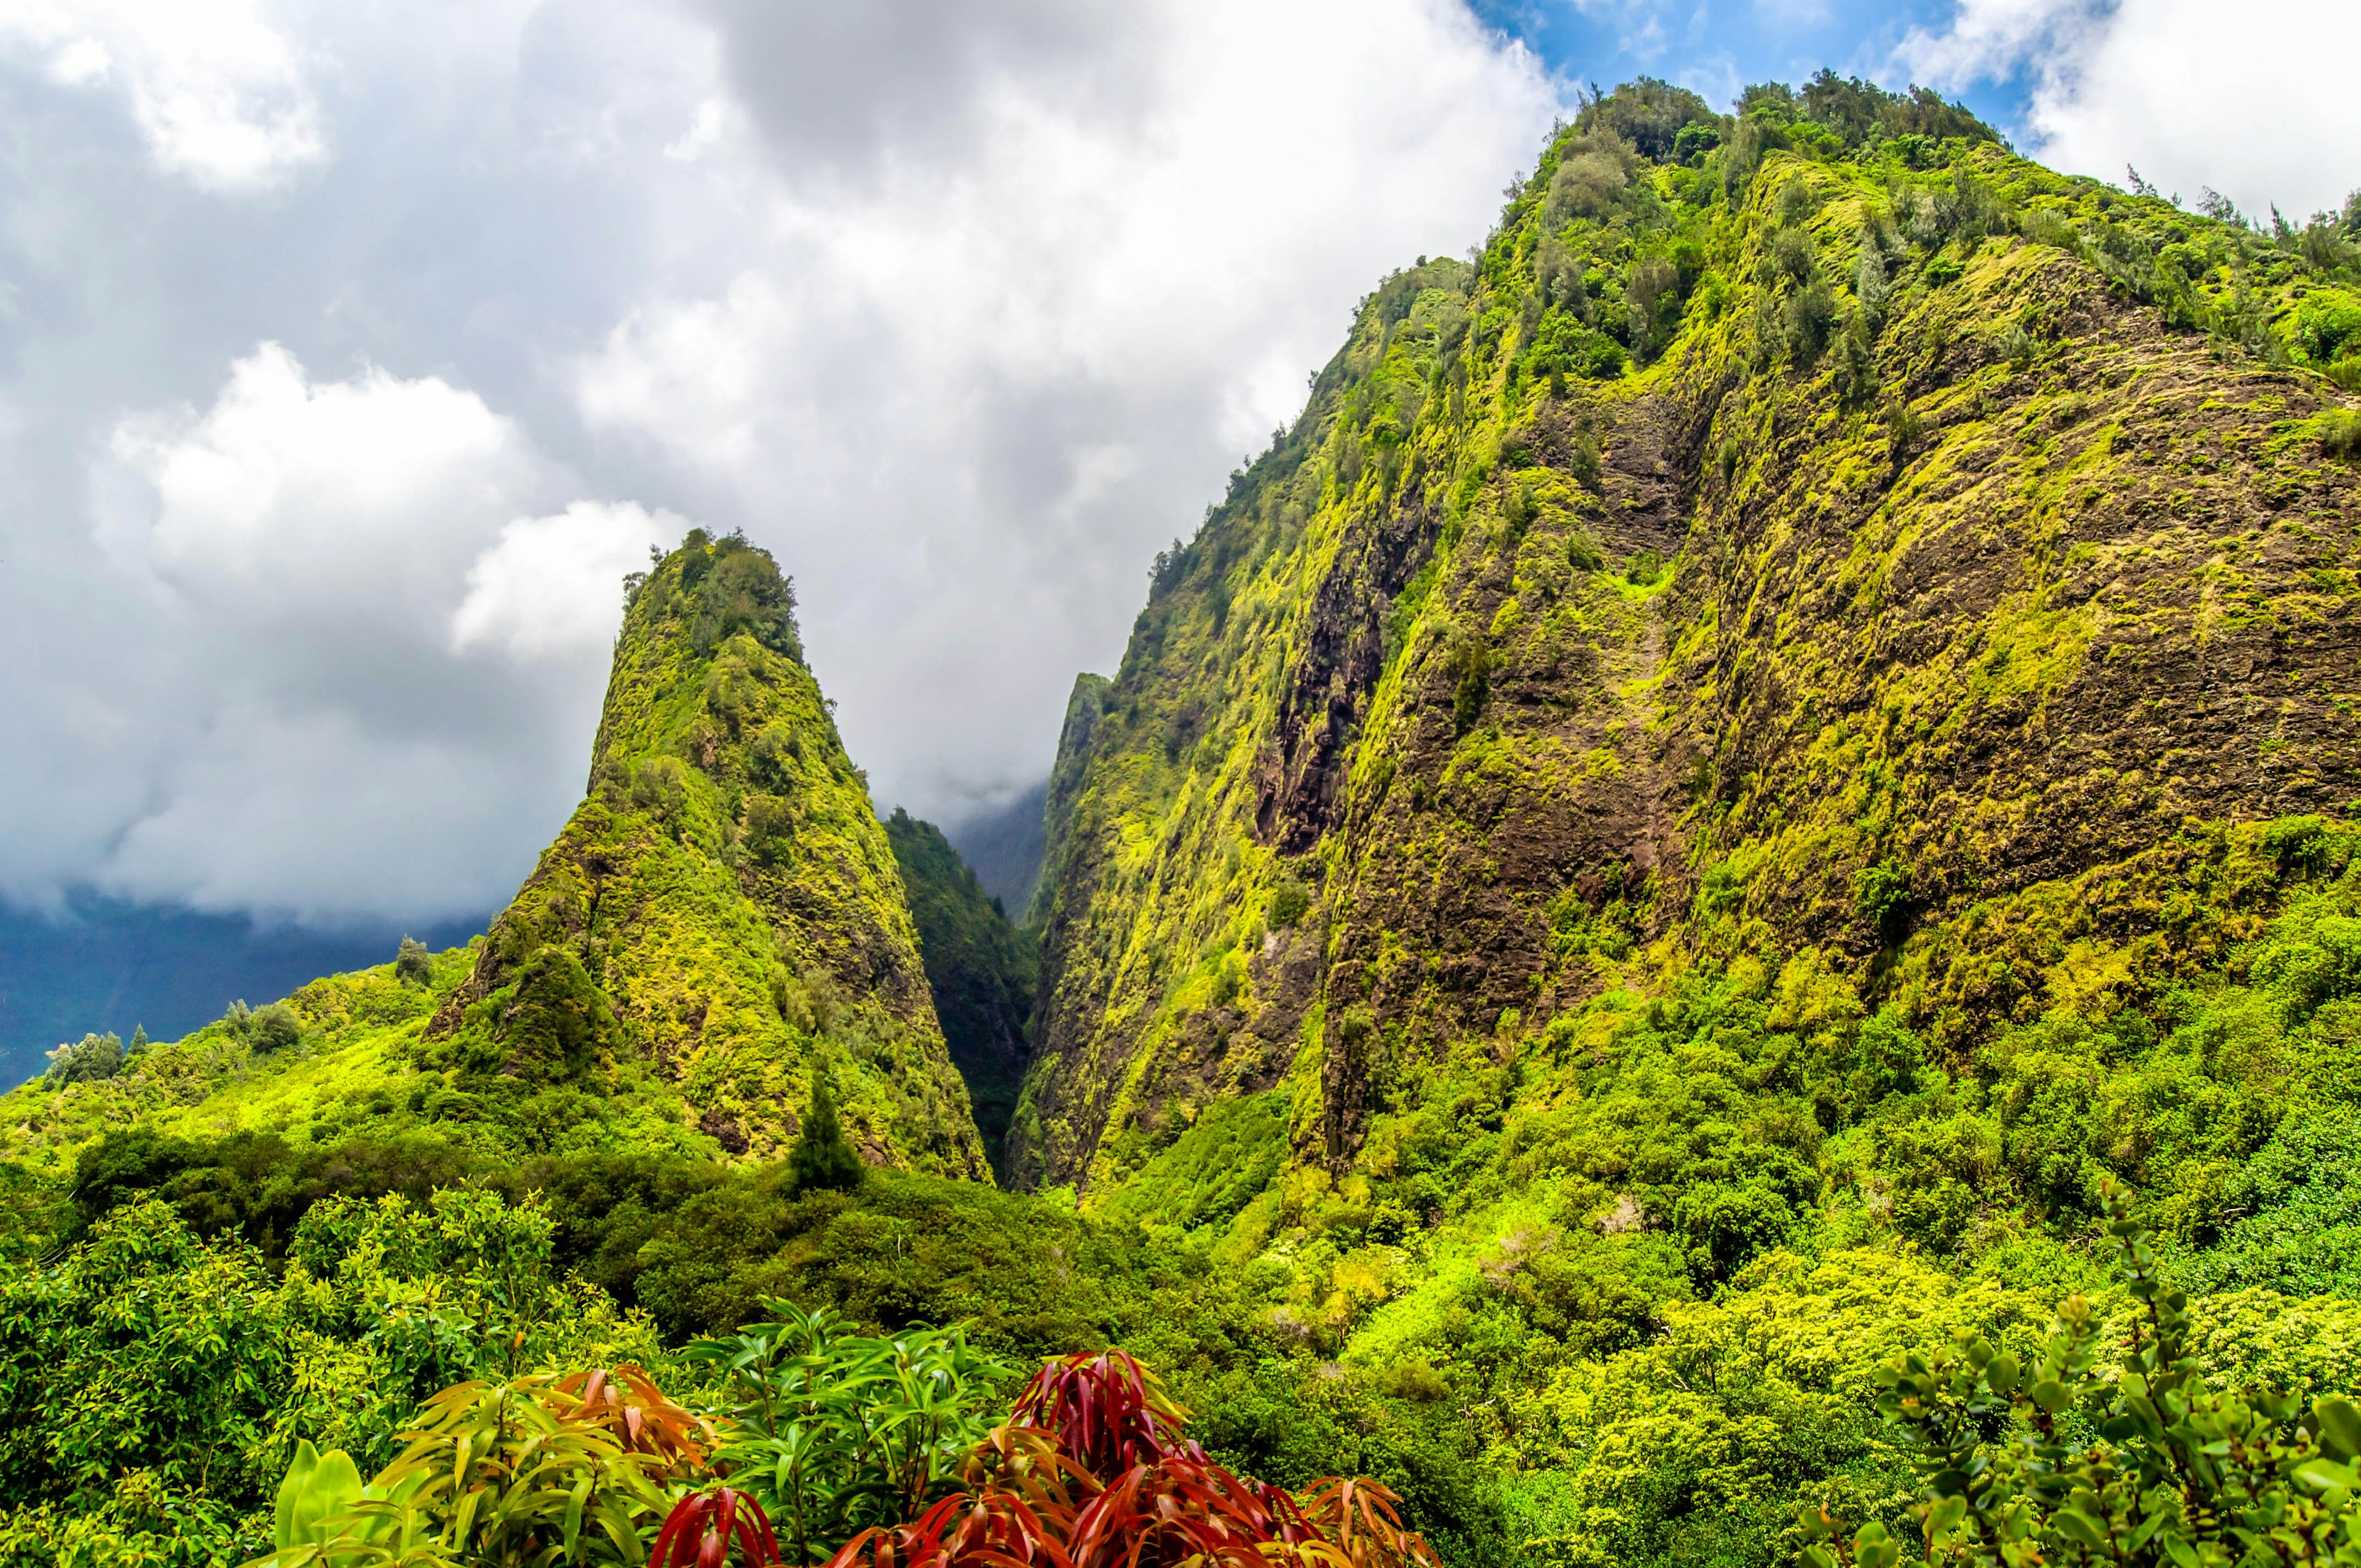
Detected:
[
  {"left": 2320, "top": 407, "right": 2361, "bottom": 461},
  {"left": 1269, "top": 874, "right": 1311, "bottom": 930},
  {"left": 394, "top": 936, "right": 432, "bottom": 987},
  {"left": 1575, "top": 77, "right": 1715, "bottom": 163},
  {"left": 42, "top": 1031, "right": 124, "bottom": 1087},
  {"left": 1786, "top": 279, "right": 1839, "bottom": 363},
  {"left": 250, "top": 1002, "right": 303, "bottom": 1055},
  {"left": 1853, "top": 860, "right": 1913, "bottom": 942},
  {"left": 686, "top": 1304, "right": 1009, "bottom": 1562},
  {"left": 1816, "top": 1182, "right": 2361, "bottom": 1567},
  {"left": 1546, "top": 136, "right": 1632, "bottom": 224},
  {"left": 689, "top": 535, "right": 803, "bottom": 658}
]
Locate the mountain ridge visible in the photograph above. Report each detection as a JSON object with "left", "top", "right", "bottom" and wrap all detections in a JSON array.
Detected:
[{"left": 1011, "top": 79, "right": 2361, "bottom": 1198}]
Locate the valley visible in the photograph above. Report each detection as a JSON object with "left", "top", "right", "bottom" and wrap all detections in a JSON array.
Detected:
[{"left": 7, "top": 74, "right": 2361, "bottom": 1568}]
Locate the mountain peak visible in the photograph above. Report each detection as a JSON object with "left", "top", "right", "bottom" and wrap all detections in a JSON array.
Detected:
[{"left": 429, "top": 533, "right": 986, "bottom": 1173}]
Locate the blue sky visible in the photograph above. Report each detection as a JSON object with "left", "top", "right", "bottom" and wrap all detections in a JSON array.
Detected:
[{"left": 1471, "top": 0, "right": 2036, "bottom": 140}]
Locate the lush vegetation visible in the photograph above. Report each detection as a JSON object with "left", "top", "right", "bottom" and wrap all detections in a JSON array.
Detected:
[
  {"left": 884, "top": 810, "right": 1037, "bottom": 1174},
  {"left": 9, "top": 70, "right": 2361, "bottom": 1568},
  {"left": 1006, "top": 64, "right": 2361, "bottom": 1568}
]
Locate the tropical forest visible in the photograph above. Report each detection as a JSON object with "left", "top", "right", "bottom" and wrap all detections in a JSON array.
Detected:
[{"left": 10, "top": 68, "right": 2361, "bottom": 1568}]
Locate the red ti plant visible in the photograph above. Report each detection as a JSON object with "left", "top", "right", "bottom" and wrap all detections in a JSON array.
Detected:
[
  {"left": 825, "top": 1350, "right": 1439, "bottom": 1568},
  {"left": 652, "top": 1485, "right": 785, "bottom": 1568},
  {"left": 1009, "top": 1350, "right": 1204, "bottom": 1473}
]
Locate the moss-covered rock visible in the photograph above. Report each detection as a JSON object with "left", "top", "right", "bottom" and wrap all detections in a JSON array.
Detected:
[
  {"left": 431, "top": 533, "right": 987, "bottom": 1176},
  {"left": 1016, "top": 90, "right": 2361, "bottom": 1207}
]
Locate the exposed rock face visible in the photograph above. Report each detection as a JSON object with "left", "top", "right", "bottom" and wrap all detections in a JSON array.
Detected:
[
  {"left": 430, "top": 534, "right": 987, "bottom": 1177},
  {"left": 1011, "top": 125, "right": 2361, "bottom": 1195}
]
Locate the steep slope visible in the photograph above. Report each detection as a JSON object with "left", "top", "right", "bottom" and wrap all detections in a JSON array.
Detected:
[
  {"left": 427, "top": 532, "right": 986, "bottom": 1174},
  {"left": 885, "top": 808, "right": 1037, "bottom": 1173},
  {"left": 1013, "top": 77, "right": 2361, "bottom": 1213},
  {"left": 1024, "top": 673, "right": 1113, "bottom": 929}
]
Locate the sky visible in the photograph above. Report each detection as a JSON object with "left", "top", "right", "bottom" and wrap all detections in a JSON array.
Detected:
[{"left": 0, "top": 0, "right": 2354, "bottom": 941}]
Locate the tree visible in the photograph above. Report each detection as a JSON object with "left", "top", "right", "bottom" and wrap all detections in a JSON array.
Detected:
[
  {"left": 42, "top": 1032, "right": 123, "bottom": 1087},
  {"left": 394, "top": 936, "right": 432, "bottom": 987},
  {"left": 786, "top": 1075, "right": 864, "bottom": 1194},
  {"left": 250, "top": 1003, "right": 302, "bottom": 1055}
]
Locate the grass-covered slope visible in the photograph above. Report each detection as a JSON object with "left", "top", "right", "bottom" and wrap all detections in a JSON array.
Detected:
[
  {"left": 885, "top": 809, "right": 1037, "bottom": 1173},
  {"left": 428, "top": 532, "right": 986, "bottom": 1175}
]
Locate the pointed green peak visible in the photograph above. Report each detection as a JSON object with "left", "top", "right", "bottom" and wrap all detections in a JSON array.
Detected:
[{"left": 428, "top": 530, "right": 987, "bottom": 1178}]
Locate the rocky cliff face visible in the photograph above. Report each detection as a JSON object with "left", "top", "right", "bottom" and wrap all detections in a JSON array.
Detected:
[
  {"left": 1012, "top": 87, "right": 2361, "bottom": 1197},
  {"left": 430, "top": 533, "right": 987, "bottom": 1176}
]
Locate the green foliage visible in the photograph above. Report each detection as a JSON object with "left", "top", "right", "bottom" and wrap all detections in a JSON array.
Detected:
[
  {"left": 788, "top": 1077, "right": 866, "bottom": 1195},
  {"left": 1269, "top": 874, "right": 1312, "bottom": 930},
  {"left": 1096, "top": 1095, "right": 1288, "bottom": 1235},
  {"left": 441, "top": 944, "right": 622, "bottom": 1084},
  {"left": 1574, "top": 77, "right": 1715, "bottom": 163},
  {"left": 0, "top": 1183, "right": 662, "bottom": 1561},
  {"left": 1853, "top": 861, "right": 1913, "bottom": 943},
  {"left": 1848, "top": 1182, "right": 2361, "bottom": 1567},
  {"left": 44, "top": 1031, "right": 124, "bottom": 1087},
  {"left": 684, "top": 1303, "right": 1008, "bottom": 1562},
  {"left": 2320, "top": 408, "right": 2361, "bottom": 461},
  {"left": 394, "top": 939, "right": 433, "bottom": 988}
]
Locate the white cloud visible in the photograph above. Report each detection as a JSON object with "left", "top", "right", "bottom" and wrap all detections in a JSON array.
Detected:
[
  {"left": 61, "top": 343, "right": 678, "bottom": 922},
  {"left": 106, "top": 343, "right": 541, "bottom": 621},
  {"left": 453, "top": 501, "right": 683, "bottom": 661},
  {"left": 1899, "top": 0, "right": 2361, "bottom": 220},
  {"left": 0, "top": 0, "right": 328, "bottom": 192},
  {"left": 579, "top": 0, "right": 1561, "bottom": 816},
  {"left": 0, "top": 0, "right": 1564, "bottom": 930}
]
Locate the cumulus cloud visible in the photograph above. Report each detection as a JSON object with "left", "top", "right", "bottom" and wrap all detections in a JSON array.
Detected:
[
  {"left": 0, "top": 0, "right": 1562, "bottom": 928},
  {"left": 453, "top": 502, "right": 684, "bottom": 661},
  {"left": 581, "top": 0, "right": 1560, "bottom": 816},
  {"left": 63, "top": 344, "right": 671, "bottom": 922},
  {"left": 103, "top": 343, "right": 543, "bottom": 620},
  {"left": 0, "top": 0, "right": 328, "bottom": 191},
  {"left": 1898, "top": 0, "right": 2361, "bottom": 219}
]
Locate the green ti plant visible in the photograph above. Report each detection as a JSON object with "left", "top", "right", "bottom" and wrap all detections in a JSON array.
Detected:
[
  {"left": 682, "top": 1303, "right": 1011, "bottom": 1566},
  {"left": 1802, "top": 1179, "right": 2361, "bottom": 1567},
  {"left": 250, "top": 1365, "right": 729, "bottom": 1568}
]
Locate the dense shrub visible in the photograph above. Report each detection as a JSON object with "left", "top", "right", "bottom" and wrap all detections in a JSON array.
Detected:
[{"left": 42, "top": 1031, "right": 123, "bottom": 1087}]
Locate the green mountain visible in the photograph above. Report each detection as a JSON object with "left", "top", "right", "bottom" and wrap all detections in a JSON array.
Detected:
[
  {"left": 1014, "top": 79, "right": 2361, "bottom": 1202},
  {"left": 885, "top": 808, "right": 1037, "bottom": 1174},
  {"left": 425, "top": 531, "right": 985, "bottom": 1173},
  {"left": 4, "top": 532, "right": 987, "bottom": 1180}
]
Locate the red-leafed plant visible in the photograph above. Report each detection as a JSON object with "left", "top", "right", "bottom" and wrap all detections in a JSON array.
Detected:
[
  {"left": 825, "top": 1350, "right": 1438, "bottom": 1568},
  {"left": 1009, "top": 1350, "right": 1204, "bottom": 1473},
  {"left": 652, "top": 1485, "right": 784, "bottom": 1568},
  {"left": 558, "top": 1363, "right": 713, "bottom": 1480}
]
